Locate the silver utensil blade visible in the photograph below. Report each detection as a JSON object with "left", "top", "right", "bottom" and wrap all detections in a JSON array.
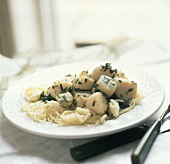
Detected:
[
  {"left": 131, "top": 104, "right": 170, "bottom": 164},
  {"left": 160, "top": 112, "right": 170, "bottom": 133},
  {"left": 144, "top": 108, "right": 170, "bottom": 134}
]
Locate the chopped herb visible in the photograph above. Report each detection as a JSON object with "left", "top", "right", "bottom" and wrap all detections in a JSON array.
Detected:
[
  {"left": 68, "top": 87, "right": 73, "bottom": 92},
  {"left": 78, "top": 81, "right": 83, "bottom": 85},
  {"left": 119, "top": 101, "right": 129, "bottom": 109},
  {"left": 92, "top": 83, "right": 100, "bottom": 93},
  {"left": 75, "top": 79, "right": 79, "bottom": 83},
  {"left": 85, "top": 78, "right": 88, "bottom": 83},
  {"left": 101, "top": 63, "right": 112, "bottom": 71},
  {"left": 100, "top": 63, "right": 117, "bottom": 76},
  {"left": 60, "top": 100, "right": 64, "bottom": 103},
  {"left": 40, "top": 91, "right": 44, "bottom": 100},
  {"left": 40, "top": 91, "right": 56, "bottom": 101},
  {"left": 120, "top": 94, "right": 123, "bottom": 98},
  {"left": 131, "top": 81, "right": 137, "bottom": 85},
  {"left": 126, "top": 88, "right": 134, "bottom": 94},
  {"left": 119, "top": 80, "right": 122, "bottom": 83},
  {"left": 62, "top": 87, "right": 67, "bottom": 93},
  {"left": 110, "top": 83, "right": 115, "bottom": 87},
  {"left": 92, "top": 100, "right": 95, "bottom": 106},
  {"left": 60, "top": 95, "right": 69, "bottom": 103},
  {"left": 110, "top": 69, "right": 117, "bottom": 74},
  {"left": 93, "top": 83, "right": 99, "bottom": 89},
  {"left": 72, "top": 85, "right": 75, "bottom": 91},
  {"left": 62, "top": 95, "right": 69, "bottom": 102},
  {"left": 103, "top": 76, "right": 111, "bottom": 84},
  {"left": 60, "top": 84, "right": 63, "bottom": 92}
]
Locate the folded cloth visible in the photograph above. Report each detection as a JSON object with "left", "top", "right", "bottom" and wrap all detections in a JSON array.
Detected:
[
  {"left": 0, "top": 54, "right": 20, "bottom": 79},
  {"left": 116, "top": 41, "right": 170, "bottom": 66}
]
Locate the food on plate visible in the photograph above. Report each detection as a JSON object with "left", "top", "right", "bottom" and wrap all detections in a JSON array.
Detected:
[{"left": 22, "top": 63, "right": 142, "bottom": 126}]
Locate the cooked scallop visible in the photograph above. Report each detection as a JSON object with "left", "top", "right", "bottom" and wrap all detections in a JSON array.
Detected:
[
  {"left": 72, "top": 76, "right": 94, "bottom": 90},
  {"left": 86, "top": 92, "right": 108, "bottom": 114},
  {"left": 56, "top": 92, "right": 73, "bottom": 107},
  {"left": 94, "top": 75, "right": 117, "bottom": 98},
  {"left": 74, "top": 92, "right": 91, "bottom": 107},
  {"left": 79, "top": 70, "right": 92, "bottom": 78},
  {"left": 92, "top": 63, "right": 117, "bottom": 81},
  {"left": 114, "top": 78, "right": 137, "bottom": 101},
  {"left": 48, "top": 80, "right": 72, "bottom": 98}
]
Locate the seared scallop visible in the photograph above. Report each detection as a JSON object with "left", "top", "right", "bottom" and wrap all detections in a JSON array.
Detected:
[
  {"left": 114, "top": 78, "right": 137, "bottom": 101},
  {"left": 94, "top": 75, "right": 117, "bottom": 98},
  {"left": 86, "top": 92, "right": 108, "bottom": 114},
  {"left": 48, "top": 80, "right": 72, "bottom": 98},
  {"left": 74, "top": 92, "right": 91, "bottom": 107},
  {"left": 92, "top": 63, "right": 117, "bottom": 81},
  {"left": 56, "top": 92, "right": 73, "bottom": 107},
  {"left": 72, "top": 76, "right": 94, "bottom": 90}
]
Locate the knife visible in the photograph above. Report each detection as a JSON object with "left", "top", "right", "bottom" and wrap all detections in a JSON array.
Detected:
[
  {"left": 131, "top": 104, "right": 170, "bottom": 164},
  {"left": 70, "top": 105, "right": 170, "bottom": 162},
  {"left": 70, "top": 124, "right": 149, "bottom": 161}
]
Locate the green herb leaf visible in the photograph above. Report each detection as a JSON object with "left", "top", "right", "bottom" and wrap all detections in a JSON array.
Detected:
[
  {"left": 78, "top": 81, "right": 83, "bottom": 85},
  {"left": 126, "top": 88, "right": 134, "bottom": 94},
  {"left": 60, "top": 84, "right": 64, "bottom": 92},
  {"left": 92, "top": 100, "right": 95, "bottom": 106}
]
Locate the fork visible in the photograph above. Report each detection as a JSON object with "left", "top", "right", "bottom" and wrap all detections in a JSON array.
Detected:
[{"left": 131, "top": 104, "right": 170, "bottom": 164}]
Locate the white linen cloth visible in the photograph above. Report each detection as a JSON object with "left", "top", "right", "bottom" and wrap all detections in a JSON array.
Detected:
[{"left": 0, "top": 38, "right": 170, "bottom": 164}]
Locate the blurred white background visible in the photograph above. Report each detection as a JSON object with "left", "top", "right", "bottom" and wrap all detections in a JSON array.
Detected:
[{"left": 1, "top": 0, "right": 170, "bottom": 57}]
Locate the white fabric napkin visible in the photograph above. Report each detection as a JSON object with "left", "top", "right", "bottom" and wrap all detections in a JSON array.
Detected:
[
  {"left": 0, "top": 38, "right": 170, "bottom": 164},
  {"left": 0, "top": 54, "right": 20, "bottom": 79}
]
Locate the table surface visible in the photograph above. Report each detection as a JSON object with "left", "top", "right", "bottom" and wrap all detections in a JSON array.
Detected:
[{"left": 0, "top": 38, "right": 170, "bottom": 164}]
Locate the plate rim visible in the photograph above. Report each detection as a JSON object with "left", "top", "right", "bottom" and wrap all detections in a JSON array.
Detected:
[{"left": 2, "top": 61, "right": 165, "bottom": 139}]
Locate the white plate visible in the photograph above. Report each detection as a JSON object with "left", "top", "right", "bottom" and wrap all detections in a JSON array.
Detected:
[{"left": 2, "top": 62, "right": 165, "bottom": 139}]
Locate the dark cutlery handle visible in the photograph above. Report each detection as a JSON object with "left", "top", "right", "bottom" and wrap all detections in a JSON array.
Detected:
[
  {"left": 131, "top": 120, "right": 161, "bottom": 164},
  {"left": 70, "top": 125, "right": 148, "bottom": 161}
]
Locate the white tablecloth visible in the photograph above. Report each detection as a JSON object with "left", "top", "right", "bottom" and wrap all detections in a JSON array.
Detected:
[{"left": 0, "top": 38, "right": 170, "bottom": 164}]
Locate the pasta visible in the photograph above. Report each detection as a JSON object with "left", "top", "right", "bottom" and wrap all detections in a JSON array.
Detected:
[{"left": 22, "top": 63, "right": 142, "bottom": 126}]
